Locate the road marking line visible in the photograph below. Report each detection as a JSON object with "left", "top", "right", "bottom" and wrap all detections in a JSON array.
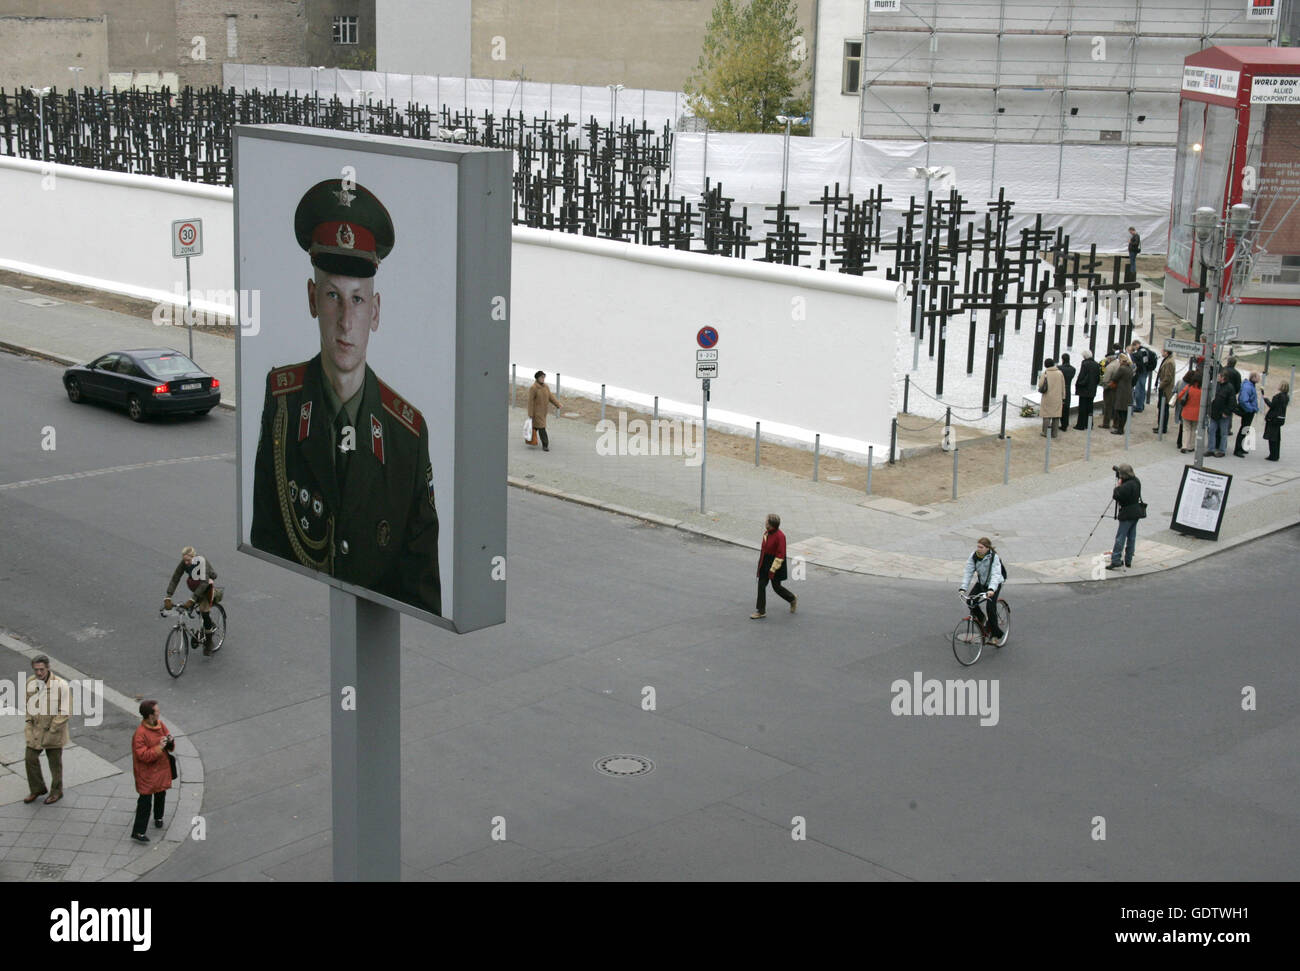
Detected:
[{"left": 0, "top": 452, "right": 233, "bottom": 491}]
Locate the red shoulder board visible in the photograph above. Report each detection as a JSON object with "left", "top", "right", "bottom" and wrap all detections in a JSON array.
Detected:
[
  {"left": 268, "top": 363, "right": 307, "bottom": 397},
  {"left": 379, "top": 380, "right": 423, "bottom": 436}
]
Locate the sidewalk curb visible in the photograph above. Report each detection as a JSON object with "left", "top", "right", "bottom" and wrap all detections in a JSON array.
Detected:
[
  {"left": 0, "top": 341, "right": 236, "bottom": 411},
  {"left": 0, "top": 629, "right": 203, "bottom": 883}
]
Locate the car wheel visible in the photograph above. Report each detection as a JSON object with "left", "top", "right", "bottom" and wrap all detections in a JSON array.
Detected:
[
  {"left": 66, "top": 378, "right": 83, "bottom": 403},
  {"left": 127, "top": 394, "right": 145, "bottom": 422}
]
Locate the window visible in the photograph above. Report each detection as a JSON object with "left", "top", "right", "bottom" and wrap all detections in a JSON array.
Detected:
[
  {"left": 842, "top": 41, "right": 862, "bottom": 96},
  {"left": 333, "top": 15, "right": 358, "bottom": 45},
  {"left": 226, "top": 15, "right": 237, "bottom": 59}
]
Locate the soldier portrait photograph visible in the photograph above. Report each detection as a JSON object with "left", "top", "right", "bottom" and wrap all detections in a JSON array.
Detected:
[{"left": 236, "top": 134, "right": 462, "bottom": 622}]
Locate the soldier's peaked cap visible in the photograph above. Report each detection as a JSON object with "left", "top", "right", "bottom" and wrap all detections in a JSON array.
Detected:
[{"left": 294, "top": 179, "right": 395, "bottom": 279}]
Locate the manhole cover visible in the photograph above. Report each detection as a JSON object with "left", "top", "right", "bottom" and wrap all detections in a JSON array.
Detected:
[
  {"left": 30, "top": 862, "right": 70, "bottom": 881},
  {"left": 18, "top": 297, "right": 61, "bottom": 308},
  {"left": 595, "top": 754, "right": 655, "bottom": 777}
]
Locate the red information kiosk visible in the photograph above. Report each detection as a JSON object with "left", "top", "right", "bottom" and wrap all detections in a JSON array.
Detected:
[{"left": 1164, "top": 46, "right": 1300, "bottom": 341}]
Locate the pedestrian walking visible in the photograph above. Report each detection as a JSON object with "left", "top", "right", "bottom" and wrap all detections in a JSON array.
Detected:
[
  {"left": 1208, "top": 370, "right": 1235, "bottom": 457},
  {"left": 130, "top": 700, "right": 174, "bottom": 843},
  {"left": 1111, "top": 354, "right": 1134, "bottom": 435},
  {"left": 1057, "top": 353, "right": 1076, "bottom": 434},
  {"left": 1127, "top": 227, "right": 1141, "bottom": 280},
  {"left": 24, "top": 655, "right": 69, "bottom": 806},
  {"left": 1038, "top": 358, "right": 1065, "bottom": 437},
  {"left": 1262, "top": 381, "right": 1289, "bottom": 462},
  {"left": 1234, "top": 372, "right": 1261, "bottom": 457},
  {"left": 527, "top": 370, "right": 562, "bottom": 452},
  {"left": 751, "top": 513, "right": 796, "bottom": 619},
  {"left": 1108, "top": 463, "right": 1145, "bottom": 570},
  {"left": 1176, "top": 372, "right": 1202, "bottom": 454},
  {"left": 1153, "top": 349, "right": 1176, "bottom": 434},
  {"left": 1074, "top": 349, "right": 1100, "bottom": 430}
]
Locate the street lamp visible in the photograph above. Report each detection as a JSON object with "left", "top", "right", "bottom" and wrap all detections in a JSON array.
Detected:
[
  {"left": 776, "top": 114, "right": 797, "bottom": 196},
  {"left": 1190, "top": 202, "right": 1254, "bottom": 468},
  {"left": 437, "top": 126, "right": 468, "bottom": 142},
  {"left": 607, "top": 83, "right": 624, "bottom": 126},
  {"left": 33, "top": 86, "right": 51, "bottom": 162},
  {"left": 309, "top": 65, "right": 326, "bottom": 104},
  {"left": 908, "top": 165, "right": 947, "bottom": 371}
]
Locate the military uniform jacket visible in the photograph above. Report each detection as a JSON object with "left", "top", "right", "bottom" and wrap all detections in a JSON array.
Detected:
[{"left": 251, "top": 354, "right": 441, "bottom": 615}]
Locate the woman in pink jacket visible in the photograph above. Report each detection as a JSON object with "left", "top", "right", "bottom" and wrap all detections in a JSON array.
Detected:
[{"left": 131, "top": 700, "right": 173, "bottom": 843}]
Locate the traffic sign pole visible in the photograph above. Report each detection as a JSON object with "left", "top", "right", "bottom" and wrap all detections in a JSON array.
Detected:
[
  {"left": 185, "top": 255, "right": 193, "bottom": 360},
  {"left": 700, "top": 378, "right": 709, "bottom": 514}
]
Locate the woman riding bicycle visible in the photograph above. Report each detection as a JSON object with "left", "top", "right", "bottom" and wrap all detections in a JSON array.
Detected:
[
  {"left": 959, "top": 537, "right": 1006, "bottom": 646},
  {"left": 163, "top": 546, "right": 218, "bottom": 655}
]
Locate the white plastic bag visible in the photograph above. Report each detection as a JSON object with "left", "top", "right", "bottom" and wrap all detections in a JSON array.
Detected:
[{"left": 522, "top": 417, "right": 534, "bottom": 443}]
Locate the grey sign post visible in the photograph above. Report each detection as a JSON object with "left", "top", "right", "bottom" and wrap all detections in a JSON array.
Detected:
[
  {"left": 696, "top": 336, "right": 718, "bottom": 513},
  {"left": 171, "top": 218, "right": 203, "bottom": 359},
  {"left": 233, "top": 126, "right": 512, "bottom": 881}
]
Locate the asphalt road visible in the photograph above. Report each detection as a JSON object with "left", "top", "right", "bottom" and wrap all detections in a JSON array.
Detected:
[{"left": 1, "top": 349, "right": 1296, "bottom": 881}]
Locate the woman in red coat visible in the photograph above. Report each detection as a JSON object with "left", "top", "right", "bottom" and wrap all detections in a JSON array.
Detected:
[
  {"left": 131, "top": 700, "right": 173, "bottom": 843},
  {"left": 1176, "top": 373, "right": 1203, "bottom": 454},
  {"left": 751, "top": 513, "right": 797, "bottom": 619}
]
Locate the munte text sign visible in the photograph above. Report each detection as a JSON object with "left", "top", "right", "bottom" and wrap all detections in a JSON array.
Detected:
[{"left": 233, "top": 125, "right": 512, "bottom": 633}]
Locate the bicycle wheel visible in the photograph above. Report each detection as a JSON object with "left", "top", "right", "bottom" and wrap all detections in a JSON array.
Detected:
[
  {"left": 164, "top": 628, "right": 188, "bottom": 678},
  {"left": 995, "top": 600, "right": 1011, "bottom": 645},
  {"left": 207, "top": 604, "right": 227, "bottom": 653},
  {"left": 952, "top": 618, "right": 983, "bottom": 666}
]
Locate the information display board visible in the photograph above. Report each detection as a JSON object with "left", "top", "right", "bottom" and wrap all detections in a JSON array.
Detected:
[{"left": 1170, "top": 465, "right": 1233, "bottom": 541}]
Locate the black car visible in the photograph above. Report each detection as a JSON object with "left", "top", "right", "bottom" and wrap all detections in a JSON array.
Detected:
[{"left": 62, "top": 348, "right": 222, "bottom": 421}]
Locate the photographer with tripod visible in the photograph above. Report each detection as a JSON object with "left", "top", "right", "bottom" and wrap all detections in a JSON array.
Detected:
[{"left": 1108, "top": 463, "right": 1146, "bottom": 571}]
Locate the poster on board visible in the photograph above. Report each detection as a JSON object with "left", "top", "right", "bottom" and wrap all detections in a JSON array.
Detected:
[{"left": 1169, "top": 465, "right": 1233, "bottom": 540}]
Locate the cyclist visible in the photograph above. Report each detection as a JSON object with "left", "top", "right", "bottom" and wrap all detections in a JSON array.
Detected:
[
  {"left": 959, "top": 537, "right": 1006, "bottom": 645},
  {"left": 163, "top": 546, "right": 218, "bottom": 655}
]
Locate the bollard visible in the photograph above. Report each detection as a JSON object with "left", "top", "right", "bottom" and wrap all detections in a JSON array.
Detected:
[
  {"left": 1264, "top": 341, "right": 1271, "bottom": 375},
  {"left": 511, "top": 363, "right": 516, "bottom": 407},
  {"left": 555, "top": 373, "right": 561, "bottom": 398},
  {"left": 1003, "top": 435, "right": 1011, "bottom": 485},
  {"left": 1044, "top": 423, "right": 1052, "bottom": 472},
  {"left": 1085, "top": 413, "right": 1093, "bottom": 461},
  {"left": 600, "top": 384, "right": 606, "bottom": 423},
  {"left": 755, "top": 421, "right": 760, "bottom": 466},
  {"left": 889, "top": 418, "right": 897, "bottom": 464},
  {"left": 952, "top": 446, "right": 959, "bottom": 500},
  {"left": 813, "top": 434, "right": 821, "bottom": 482},
  {"left": 944, "top": 406, "right": 951, "bottom": 442},
  {"left": 653, "top": 395, "right": 659, "bottom": 420},
  {"left": 999, "top": 394, "right": 1008, "bottom": 439},
  {"left": 903, "top": 375, "right": 910, "bottom": 414},
  {"left": 866, "top": 446, "right": 873, "bottom": 495},
  {"left": 1157, "top": 391, "right": 1164, "bottom": 442},
  {"left": 1291, "top": 365, "right": 1295, "bottom": 394},
  {"left": 1124, "top": 405, "right": 1131, "bottom": 449}
]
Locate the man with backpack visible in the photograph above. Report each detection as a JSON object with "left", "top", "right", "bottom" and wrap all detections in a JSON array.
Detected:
[{"left": 960, "top": 538, "right": 1006, "bottom": 645}]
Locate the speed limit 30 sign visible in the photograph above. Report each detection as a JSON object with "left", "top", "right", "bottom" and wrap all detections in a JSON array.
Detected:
[{"left": 172, "top": 218, "right": 203, "bottom": 258}]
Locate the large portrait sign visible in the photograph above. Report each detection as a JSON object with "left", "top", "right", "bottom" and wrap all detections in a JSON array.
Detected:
[
  {"left": 1170, "top": 465, "right": 1233, "bottom": 541},
  {"left": 234, "top": 125, "right": 511, "bottom": 633}
]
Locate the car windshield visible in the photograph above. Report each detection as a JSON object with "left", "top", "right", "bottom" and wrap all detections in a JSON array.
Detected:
[{"left": 140, "top": 354, "right": 202, "bottom": 378}]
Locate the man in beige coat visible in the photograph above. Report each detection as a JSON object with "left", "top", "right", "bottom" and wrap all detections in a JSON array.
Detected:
[
  {"left": 527, "top": 370, "right": 562, "bottom": 452},
  {"left": 1037, "top": 359, "right": 1065, "bottom": 437},
  {"left": 25, "top": 655, "right": 70, "bottom": 805}
]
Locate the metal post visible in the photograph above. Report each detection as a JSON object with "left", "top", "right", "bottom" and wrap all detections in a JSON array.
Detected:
[
  {"left": 1085, "top": 413, "right": 1093, "bottom": 461},
  {"left": 1157, "top": 390, "right": 1164, "bottom": 442},
  {"left": 653, "top": 395, "right": 659, "bottom": 420},
  {"left": 185, "top": 256, "right": 194, "bottom": 360},
  {"left": 944, "top": 406, "right": 951, "bottom": 444},
  {"left": 755, "top": 422, "right": 760, "bottom": 466},
  {"left": 330, "top": 589, "right": 401, "bottom": 881},
  {"left": 903, "top": 374, "right": 910, "bottom": 413},
  {"left": 511, "top": 364, "right": 516, "bottom": 407},
  {"left": 555, "top": 373, "right": 561, "bottom": 398},
  {"left": 951, "top": 446, "right": 958, "bottom": 500},
  {"left": 1264, "top": 341, "right": 1271, "bottom": 375},
  {"left": 1003, "top": 436, "right": 1011, "bottom": 485},
  {"left": 889, "top": 417, "right": 897, "bottom": 464},
  {"left": 700, "top": 380, "right": 708, "bottom": 513},
  {"left": 813, "top": 434, "right": 820, "bottom": 482},
  {"left": 866, "top": 446, "right": 873, "bottom": 495},
  {"left": 1044, "top": 423, "right": 1052, "bottom": 472},
  {"left": 1124, "top": 405, "right": 1132, "bottom": 449},
  {"left": 600, "top": 383, "right": 606, "bottom": 423},
  {"left": 999, "top": 394, "right": 1008, "bottom": 439}
]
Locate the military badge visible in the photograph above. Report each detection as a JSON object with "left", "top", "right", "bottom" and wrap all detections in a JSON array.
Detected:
[
  {"left": 337, "top": 222, "right": 355, "bottom": 249},
  {"left": 371, "top": 414, "right": 385, "bottom": 464},
  {"left": 299, "top": 486, "right": 310, "bottom": 507},
  {"left": 377, "top": 520, "right": 391, "bottom": 548},
  {"left": 298, "top": 400, "right": 312, "bottom": 441},
  {"left": 312, "top": 496, "right": 323, "bottom": 517},
  {"left": 426, "top": 463, "right": 436, "bottom": 509}
]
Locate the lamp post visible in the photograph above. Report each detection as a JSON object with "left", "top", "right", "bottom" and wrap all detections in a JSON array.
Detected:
[
  {"left": 33, "top": 85, "right": 51, "bottom": 162},
  {"left": 607, "top": 83, "right": 624, "bottom": 126},
  {"left": 776, "top": 114, "right": 796, "bottom": 196},
  {"left": 1191, "top": 202, "right": 1253, "bottom": 469},
  {"left": 309, "top": 65, "right": 326, "bottom": 106},
  {"left": 908, "top": 165, "right": 946, "bottom": 371}
]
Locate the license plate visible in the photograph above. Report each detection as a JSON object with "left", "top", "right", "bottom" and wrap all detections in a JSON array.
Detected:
[{"left": 181, "top": 382, "right": 202, "bottom": 391}]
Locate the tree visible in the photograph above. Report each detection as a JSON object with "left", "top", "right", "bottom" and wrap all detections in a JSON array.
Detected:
[{"left": 685, "top": 0, "right": 809, "bottom": 133}]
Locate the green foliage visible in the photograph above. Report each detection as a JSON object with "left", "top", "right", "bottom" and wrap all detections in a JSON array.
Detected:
[
  {"left": 685, "top": 0, "right": 810, "bottom": 133},
  {"left": 338, "top": 48, "right": 377, "bottom": 71}
]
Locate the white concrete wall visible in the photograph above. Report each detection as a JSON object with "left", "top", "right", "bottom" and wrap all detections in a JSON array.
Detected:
[
  {"left": 377, "top": 0, "right": 471, "bottom": 77},
  {"left": 0, "top": 157, "right": 901, "bottom": 457},
  {"left": 813, "top": 0, "right": 863, "bottom": 138}
]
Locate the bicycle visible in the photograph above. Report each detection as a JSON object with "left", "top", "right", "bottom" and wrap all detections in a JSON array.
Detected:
[
  {"left": 161, "top": 601, "right": 226, "bottom": 678},
  {"left": 951, "top": 589, "right": 1010, "bottom": 667}
]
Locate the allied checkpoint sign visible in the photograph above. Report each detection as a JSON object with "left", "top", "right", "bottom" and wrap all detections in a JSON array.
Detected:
[
  {"left": 233, "top": 126, "right": 512, "bottom": 633},
  {"left": 1170, "top": 465, "right": 1233, "bottom": 541}
]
